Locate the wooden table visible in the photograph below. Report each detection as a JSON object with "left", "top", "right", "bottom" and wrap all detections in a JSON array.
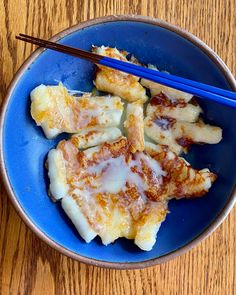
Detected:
[{"left": 1, "top": 1, "right": 235, "bottom": 294}]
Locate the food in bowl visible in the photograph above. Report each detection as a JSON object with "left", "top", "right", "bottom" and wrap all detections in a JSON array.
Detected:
[
  {"left": 144, "top": 94, "right": 222, "bottom": 154},
  {"left": 31, "top": 83, "right": 123, "bottom": 139},
  {"left": 92, "top": 46, "right": 148, "bottom": 102},
  {"left": 47, "top": 136, "right": 215, "bottom": 251},
  {"left": 30, "top": 46, "right": 222, "bottom": 251},
  {"left": 124, "top": 100, "right": 145, "bottom": 153}
]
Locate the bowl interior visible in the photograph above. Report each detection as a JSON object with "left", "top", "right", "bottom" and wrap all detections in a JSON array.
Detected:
[{"left": 2, "top": 20, "right": 236, "bottom": 264}]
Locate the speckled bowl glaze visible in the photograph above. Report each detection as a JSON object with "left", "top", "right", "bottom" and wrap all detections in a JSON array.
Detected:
[{"left": 1, "top": 15, "right": 236, "bottom": 269}]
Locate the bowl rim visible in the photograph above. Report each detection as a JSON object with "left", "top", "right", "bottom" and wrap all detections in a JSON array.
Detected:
[{"left": 1, "top": 14, "right": 236, "bottom": 270}]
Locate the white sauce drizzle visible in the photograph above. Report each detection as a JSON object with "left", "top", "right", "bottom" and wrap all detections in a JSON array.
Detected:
[{"left": 84, "top": 152, "right": 166, "bottom": 199}]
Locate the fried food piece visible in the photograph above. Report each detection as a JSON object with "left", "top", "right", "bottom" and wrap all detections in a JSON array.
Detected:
[
  {"left": 144, "top": 116, "right": 222, "bottom": 155},
  {"left": 31, "top": 83, "right": 124, "bottom": 138},
  {"left": 146, "top": 93, "right": 202, "bottom": 122},
  {"left": 144, "top": 116, "right": 183, "bottom": 155},
  {"left": 145, "top": 141, "right": 216, "bottom": 200},
  {"left": 124, "top": 100, "right": 144, "bottom": 153},
  {"left": 47, "top": 137, "right": 216, "bottom": 250},
  {"left": 144, "top": 94, "right": 222, "bottom": 154},
  {"left": 93, "top": 46, "right": 148, "bottom": 102},
  {"left": 48, "top": 137, "right": 168, "bottom": 250},
  {"left": 70, "top": 127, "right": 122, "bottom": 149}
]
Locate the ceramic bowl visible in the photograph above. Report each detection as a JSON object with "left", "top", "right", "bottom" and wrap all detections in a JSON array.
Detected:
[{"left": 1, "top": 15, "right": 236, "bottom": 269}]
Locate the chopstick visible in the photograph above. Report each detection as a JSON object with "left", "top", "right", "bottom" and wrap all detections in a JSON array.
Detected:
[{"left": 16, "top": 33, "right": 236, "bottom": 108}]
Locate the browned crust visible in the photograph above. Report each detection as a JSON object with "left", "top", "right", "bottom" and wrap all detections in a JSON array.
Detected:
[
  {"left": 150, "top": 93, "right": 187, "bottom": 107},
  {"left": 149, "top": 145, "right": 217, "bottom": 200},
  {"left": 0, "top": 15, "right": 236, "bottom": 270}
]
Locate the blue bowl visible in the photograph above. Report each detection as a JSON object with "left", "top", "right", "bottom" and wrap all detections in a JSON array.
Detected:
[{"left": 1, "top": 16, "right": 236, "bottom": 269}]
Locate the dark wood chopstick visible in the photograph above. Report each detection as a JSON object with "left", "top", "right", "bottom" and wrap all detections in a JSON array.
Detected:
[{"left": 17, "top": 33, "right": 102, "bottom": 63}]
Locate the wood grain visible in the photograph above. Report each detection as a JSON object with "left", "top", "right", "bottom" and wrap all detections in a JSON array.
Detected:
[{"left": 0, "top": 0, "right": 235, "bottom": 294}]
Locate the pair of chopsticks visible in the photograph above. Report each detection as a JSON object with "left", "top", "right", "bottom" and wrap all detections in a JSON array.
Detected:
[{"left": 16, "top": 33, "right": 236, "bottom": 108}]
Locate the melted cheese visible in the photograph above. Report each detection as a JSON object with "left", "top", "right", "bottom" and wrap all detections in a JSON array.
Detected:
[
  {"left": 87, "top": 156, "right": 129, "bottom": 194},
  {"left": 86, "top": 152, "right": 165, "bottom": 197}
]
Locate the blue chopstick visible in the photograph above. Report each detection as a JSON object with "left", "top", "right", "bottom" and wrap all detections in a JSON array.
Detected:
[
  {"left": 99, "top": 57, "right": 236, "bottom": 108},
  {"left": 101, "top": 57, "right": 236, "bottom": 100}
]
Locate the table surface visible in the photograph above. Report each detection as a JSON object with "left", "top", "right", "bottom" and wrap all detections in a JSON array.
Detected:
[{"left": 0, "top": 0, "right": 235, "bottom": 294}]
